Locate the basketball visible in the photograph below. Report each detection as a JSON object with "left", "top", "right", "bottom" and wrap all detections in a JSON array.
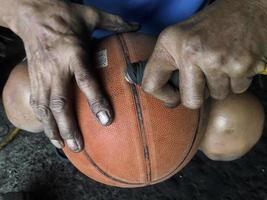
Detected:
[
  {"left": 63, "top": 33, "right": 208, "bottom": 187},
  {"left": 3, "top": 33, "right": 208, "bottom": 188}
]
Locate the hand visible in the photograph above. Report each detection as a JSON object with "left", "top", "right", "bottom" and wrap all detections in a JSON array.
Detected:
[
  {"left": 0, "top": 0, "right": 139, "bottom": 152},
  {"left": 142, "top": 0, "right": 267, "bottom": 109}
]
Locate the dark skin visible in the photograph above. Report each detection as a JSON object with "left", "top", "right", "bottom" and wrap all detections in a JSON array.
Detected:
[
  {"left": 0, "top": 0, "right": 267, "bottom": 152},
  {"left": 0, "top": 0, "right": 139, "bottom": 152},
  {"left": 142, "top": 0, "right": 267, "bottom": 108}
]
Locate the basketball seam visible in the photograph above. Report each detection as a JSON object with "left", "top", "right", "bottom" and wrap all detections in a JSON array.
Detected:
[
  {"left": 82, "top": 106, "right": 202, "bottom": 186},
  {"left": 82, "top": 109, "right": 201, "bottom": 186},
  {"left": 117, "top": 34, "right": 152, "bottom": 183},
  {"left": 78, "top": 34, "right": 202, "bottom": 187}
]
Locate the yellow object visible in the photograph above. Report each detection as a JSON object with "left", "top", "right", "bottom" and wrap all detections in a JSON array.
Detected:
[
  {"left": 260, "top": 64, "right": 267, "bottom": 75},
  {"left": 0, "top": 128, "right": 21, "bottom": 150}
]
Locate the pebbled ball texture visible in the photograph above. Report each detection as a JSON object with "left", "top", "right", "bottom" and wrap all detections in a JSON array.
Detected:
[{"left": 63, "top": 33, "right": 208, "bottom": 188}]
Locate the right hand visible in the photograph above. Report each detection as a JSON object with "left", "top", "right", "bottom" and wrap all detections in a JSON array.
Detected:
[
  {"left": 1, "top": 0, "right": 139, "bottom": 152},
  {"left": 142, "top": 0, "right": 267, "bottom": 109}
]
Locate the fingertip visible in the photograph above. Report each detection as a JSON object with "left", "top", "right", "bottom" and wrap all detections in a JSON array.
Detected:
[
  {"left": 89, "top": 98, "right": 114, "bottom": 126},
  {"left": 96, "top": 110, "right": 113, "bottom": 126},
  {"left": 208, "top": 86, "right": 229, "bottom": 100},
  {"left": 66, "top": 138, "right": 82, "bottom": 153},
  {"left": 164, "top": 101, "right": 180, "bottom": 109},
  {"left": 163, "top": 90, "right": 181, "bottom": 108},
  {"left": 116, "top": 21, "right": 141, "bottom": 33},
  {"left": 230, "top": 77, "right": 252, "bottom": 94}
]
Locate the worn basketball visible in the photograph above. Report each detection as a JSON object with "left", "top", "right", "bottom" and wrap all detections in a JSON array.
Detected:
[{"left": 63, "top": 33, "right": 207, "bottom": 188}]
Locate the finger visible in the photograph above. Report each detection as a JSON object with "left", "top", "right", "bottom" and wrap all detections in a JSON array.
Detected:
[
  {"left": 30, "top": 93, "right": 64, "bottom": 149},
  {"left": 75, "top": 4, "right": 140, "bottom": 32},
  {"left": 204, "top": 71, "right": 230, "bottom": 100},
  {"left": 27, "top": 55, "right": 64, "bottom": 149},
  {"left": 50, "top": 76, "right": 84, "bottom": 153},
  {"left": 230, "top": 77, "right": 252, "bottom": 94},
  {"left": 179, "top": 64, "right": 205, "bottom": 109},
  {"left": 73, "top": 58, "right": 113, "bottom": 126},
  {"left": 142, "top": 45, "right": 180, "bottom": 107},
  {"left": 229, "top": 61, "right": 262, "bottom": 93}
]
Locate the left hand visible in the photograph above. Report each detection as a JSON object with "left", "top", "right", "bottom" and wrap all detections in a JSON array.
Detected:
[{"left": 142, "top": 0, "right": 267, "bottom": 109}]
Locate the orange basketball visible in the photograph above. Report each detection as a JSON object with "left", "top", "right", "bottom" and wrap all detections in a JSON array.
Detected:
[{"left": 63, "top": 33, "right": 207, "bottom": 188}]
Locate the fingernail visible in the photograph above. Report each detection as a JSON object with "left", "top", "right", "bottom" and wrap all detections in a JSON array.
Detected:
[
  {"left": 66, "top": 139, "right": 80, "bottom": 152},
  {"left": 75, "top": 132, "right": 84, "bottom": 151},
  {"left": 97, "top": 111, "right": 111, "bottom": 126},
  {"left": 51, "top": 140, "right": 64, "bottom": 149}
]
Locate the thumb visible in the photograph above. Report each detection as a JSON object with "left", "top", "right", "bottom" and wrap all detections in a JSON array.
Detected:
[{"left": 74, "top": 4, "right": 140, "bottom": 33}]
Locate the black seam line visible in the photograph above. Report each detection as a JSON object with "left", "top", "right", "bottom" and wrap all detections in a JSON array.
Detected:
[
  {"left": 79, "top": 35, "right": 202, "bottom": 186},
  {"left": 82, "top": 108, "right": 201, "bottom": 186},
  {"left": 117, "top": 34, "right": 152, "bottom": 183},
  {"left": 82, "top": 151, "right": 145, "bottom": 185}
]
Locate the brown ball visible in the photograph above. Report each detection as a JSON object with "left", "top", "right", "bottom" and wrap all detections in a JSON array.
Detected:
[
  {"left": 64, "top": 33, "right": 207, "bottom": 187},
  {"left": 2, "top": 61, "right": 43, "bottom": 133},
  {"left": 200, "top": 93, "right": 264, "bottom": 161},
  {"left": 2, "top": 33, "right": 207, "bottom": 188}
]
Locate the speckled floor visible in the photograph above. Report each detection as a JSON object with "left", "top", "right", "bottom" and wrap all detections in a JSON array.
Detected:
[{"left": 0, "top": 95, "right": 267, "bottom": 200}]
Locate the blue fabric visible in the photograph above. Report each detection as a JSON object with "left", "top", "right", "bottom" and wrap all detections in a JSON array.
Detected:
[{"left": 83, "top": 0, "right": 206, "bottom": 38}]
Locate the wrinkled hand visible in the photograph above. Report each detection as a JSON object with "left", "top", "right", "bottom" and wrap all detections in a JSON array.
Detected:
[
  {"left": 142, "top": 0, "right": 267, "bottom": 109},
  {"left": 2, "top": 0, "right": 138, "bottom": 152}
]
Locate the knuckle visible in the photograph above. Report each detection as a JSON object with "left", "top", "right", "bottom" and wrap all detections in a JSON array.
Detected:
[
  {"left": 183, "top": 34, "right": 204, "bottom": 56},
  {"left": 60, "top": 129, "right": 74, "bottom": 139},
  {"left": 230, "top": 63, "right": 249, "bottom": 78},
  {"left": 214, "top": 53, "right": 228, "bottom": 67},
  {"left": 29, "top": 95, "right": 38, "bottom": 108},
  {"left": 35, "top": 104, "right": 51, "bottom": 121},
  {"left": 228, "top": 55, "right": 253, "bottom": 78},
  {"left": 50, "top": 96, "right": 67, "bottom": 113},
  {"left": 142, "top": 81, "right": 158, "bottom": 94},
  {"left": 76, "top": 72, "right": 92, "bottom": 88},
  {"left": 89, "top": 98, "right": 110, "bottom": 114},
  {"left": 203, "top": 50, "right": 228, "bottom": 67}
]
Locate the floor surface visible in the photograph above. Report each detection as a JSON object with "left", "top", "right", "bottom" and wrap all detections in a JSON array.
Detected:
[{"left": 0, "top": 97, "right": 267, "bottom": 200}]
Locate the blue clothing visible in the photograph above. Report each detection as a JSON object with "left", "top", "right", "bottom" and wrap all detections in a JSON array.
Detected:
[{"left": 83, "top": 0, "right": 206, "bottom": 37}]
